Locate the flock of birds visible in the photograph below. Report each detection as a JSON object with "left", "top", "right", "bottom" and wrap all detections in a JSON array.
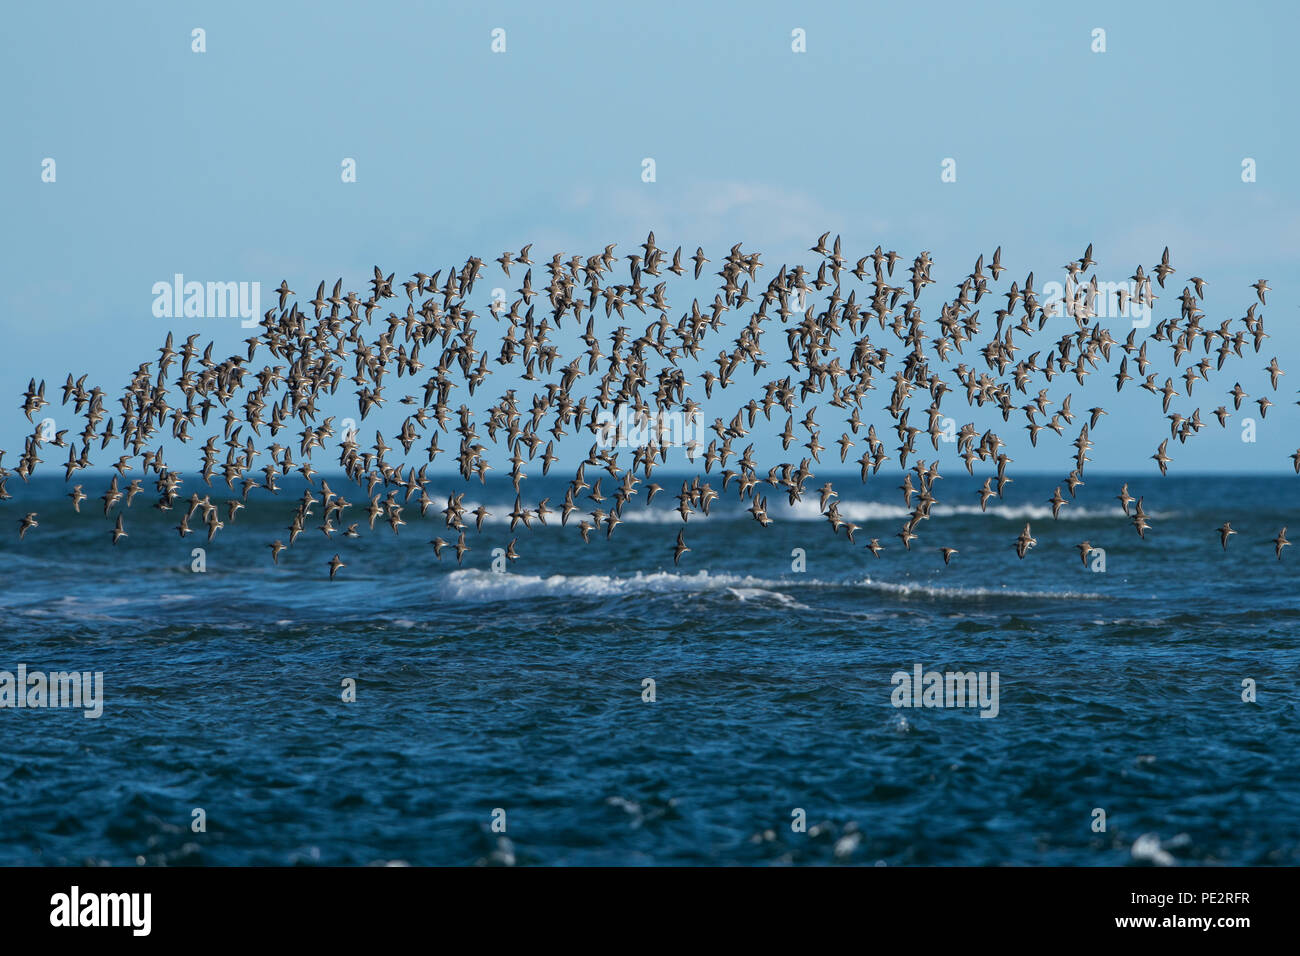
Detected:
[{"left": 3, "top": 235, "right": 1296, "bottom": 577}]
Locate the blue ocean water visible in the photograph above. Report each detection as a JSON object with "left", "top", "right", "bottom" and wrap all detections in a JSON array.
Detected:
[{"left": 0, "top": 471, "right": 1297, "bottom": 865}]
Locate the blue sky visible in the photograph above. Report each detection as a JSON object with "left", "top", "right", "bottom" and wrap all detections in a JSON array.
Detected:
[{"left": 3, "top": 0, "right": 1298, "bottom": 476}]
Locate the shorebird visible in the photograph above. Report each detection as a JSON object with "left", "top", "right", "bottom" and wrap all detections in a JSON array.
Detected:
[
  {"left": 1216, "top": 522, "right": 1236, "bottom": 550},
  {"left": 1152, "top": 439, "right": 1172, "bottom": 476},
  {"left": 327, "top": 553, "right": 345, "bottom": 579},
  {"left": 1273, "top": 527, "right": 1290, "bottom": 560},
  {"left": 1266, "top": 358, "right": 1284, "bottom": 390},
  {"left": 1154, "top": 247, "right": 1175, "bottom": 287},
  {"left": 2, "top": 234, "right": 1287, "bottom": 578},
  {"left": 672, "top": 529, "right": 689, "bottom": 565},
  {"left": 1117, "top": 483, "right": 1133, "bottom": 516},
  {"left": 1048, "top": 486, "right": 1066, "bottom": 519},
  {"left": 1014, "top": 523, "right": 1036, "bottom": 559}
]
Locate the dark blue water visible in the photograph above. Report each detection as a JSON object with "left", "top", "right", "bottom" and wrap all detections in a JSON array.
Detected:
[{"left": 1, "top": 472, "right": 1297, "bottom": 865}]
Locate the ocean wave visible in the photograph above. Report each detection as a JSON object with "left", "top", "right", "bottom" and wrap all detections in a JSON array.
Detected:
[
  {"left": 426, "top": 496, "right": 1171, "bottom": 527},
  {"left": 438, "top": 568, "right": 795, "bottom": 602},
  {"left": 415, "top": 500, "right": 689, "bottom": 526},
  {"left": 852, "top": 577, "right": 1102, "bottom": 601},
  {"left": 725, "top": 586, "right": 808, "bottom": 608},
  {"left": 436, "top": 568, "right": 1100, "bottom": 604},
  {"left": 784, "top": 499, "right": 1166, "bottom": 522}
]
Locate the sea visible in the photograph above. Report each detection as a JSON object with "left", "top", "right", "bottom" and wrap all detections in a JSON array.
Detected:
[{"left": 1, "top": 471, "right": 1297, "bottom": 865}]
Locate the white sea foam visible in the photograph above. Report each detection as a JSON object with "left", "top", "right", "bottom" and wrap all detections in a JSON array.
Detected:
[
  {"left": 784, "top": 498, "right": 1163, "bottom": 522},
  {"left": 725, "top": 586, "right": 807, "bottom": 608},
  {"left": 439, "top": 568, "right": 790, "bottom": 601},
  {"left": 416, "top": 496, "right": 1165, "bottom": 527},
  {"left": 852, "top": 577, "right": 1102, "bottom": 601},
  {"left": 437, "top": 568, "right": 1100, "bottom": 604}
]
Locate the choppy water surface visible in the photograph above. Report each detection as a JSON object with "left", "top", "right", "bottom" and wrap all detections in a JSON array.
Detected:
[{"left": 1, "top": 473, "right": 1297, "bottom": 865}]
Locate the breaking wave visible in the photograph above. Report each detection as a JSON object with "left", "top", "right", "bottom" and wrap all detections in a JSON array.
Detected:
[{"left": 437, "top": 568, "right": 1101, "bottom": 604}]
